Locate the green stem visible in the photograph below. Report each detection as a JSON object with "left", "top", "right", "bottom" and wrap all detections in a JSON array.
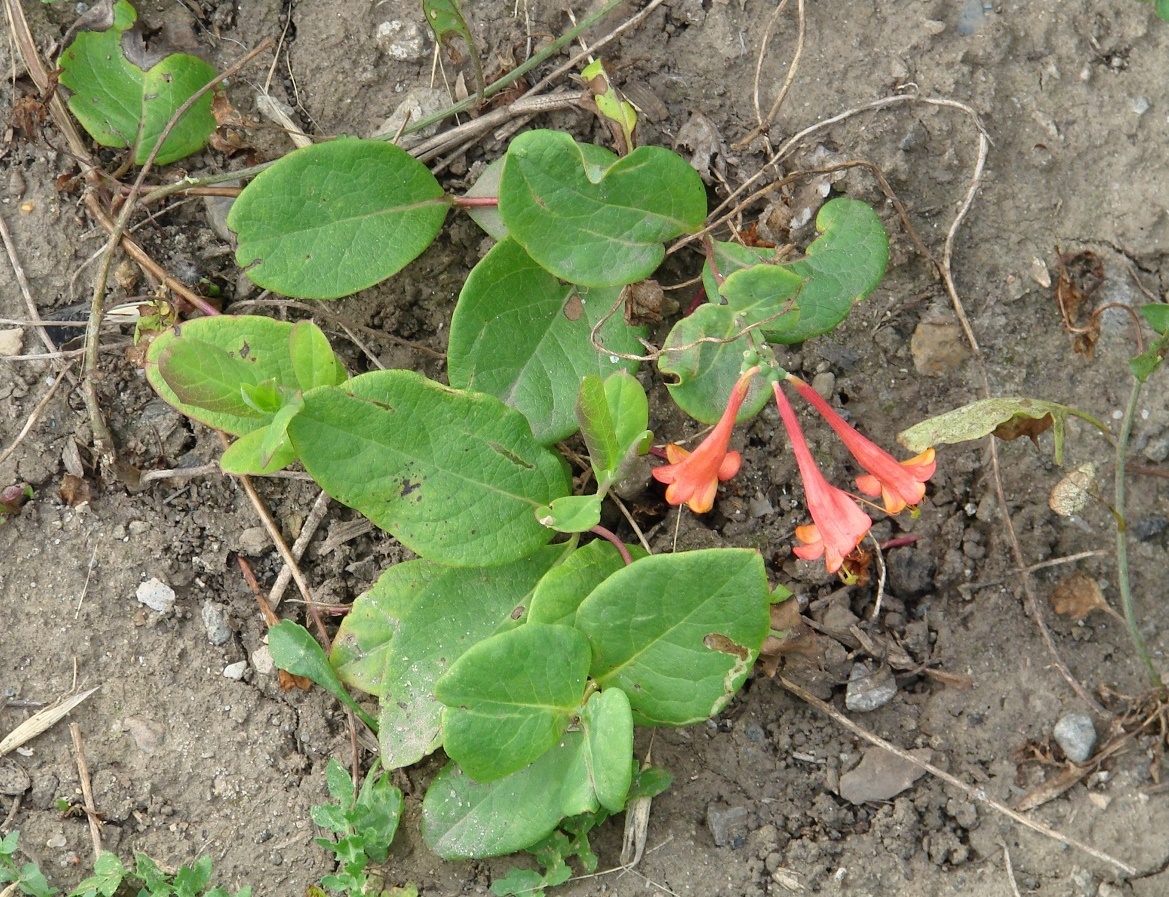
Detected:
[
  {"left": 1115, "top": 377, "right": 1162, "bottom": 687},
  {"left": 402, "top": 0, "right": 628, "bottom": 136}
]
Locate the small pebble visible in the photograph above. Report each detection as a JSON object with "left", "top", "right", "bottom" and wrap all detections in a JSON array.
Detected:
[
  {"left": 1053, "top": 712, "right": 1096, "bottom": 763},
  {"left": 844, "top": 662, "right": 897, "bottom": 712},
  {"left": 0, "top": 328, "right": 25, "bottom": 357},
  {"left": 202, "top": 601, "right": 232, "bottom": 646},
  {"left": 251, "top": 645, "right": 275, "bottom": 675},
  {"left": 237, "top": 526, "right": 269, "bottom": 556},
  {"left": 706, "top": 803, "right": 748, "bottom": 848},
  {"left": 811, "top": 371, "right": 835, "bottom": 400},
  {"left": 136, "top": 577, "right": 175, "bottom": 613},
  {"left": 223, "top": 661, "right": 248, "bottom": 681}
]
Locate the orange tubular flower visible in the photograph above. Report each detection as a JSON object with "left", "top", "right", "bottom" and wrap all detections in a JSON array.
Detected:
[
  {"left": 788, "top": 376, "right": 936, "bottom": 515},
  {"left": 652, "top": 368, "right": 757, "bottom": 514},
  {"left": 773, "top": 381, "right": 873, "bottom": 574}
]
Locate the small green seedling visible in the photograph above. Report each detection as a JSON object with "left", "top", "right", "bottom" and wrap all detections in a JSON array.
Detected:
[
  {"left": 311, "top": 760, "right": 407, "bottom": 897},
  {"left": 1, "top": 831, "right": 250, "bottom": 897}
]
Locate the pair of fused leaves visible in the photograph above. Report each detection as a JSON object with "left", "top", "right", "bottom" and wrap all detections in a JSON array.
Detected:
[
  {"left": 328, "top": 544, "right": 770, "bottom": 859},
  {"left": 228, "top": 129, "right": 706, "bottom": 300},
  {"left": 662, "top": 198, "right": 889, "bottom": 423},
  {"left": 59, "top": 0, "right": 218, "bottom": 165},
  {"left": 146, "top": 316, "right": 571, "bottom": 566}
]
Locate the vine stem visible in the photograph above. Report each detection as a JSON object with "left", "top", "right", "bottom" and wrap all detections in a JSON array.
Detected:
[
  {"left": 591, "top": 525, "right": 632, "bottom": 566},
  {"left": 1115, "top": 376, "right": 1162, "bottom": 687}
]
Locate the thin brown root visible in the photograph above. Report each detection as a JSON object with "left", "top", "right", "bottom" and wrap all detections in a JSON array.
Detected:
[
  {"left": 780, "top": 676, "right": 1138, "bottom": 876},
  {"left": 735, "top": 0, "right": 803, "bottom": 152}
]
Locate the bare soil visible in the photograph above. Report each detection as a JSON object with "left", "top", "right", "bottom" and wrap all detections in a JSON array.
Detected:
[{"left": 3, "top": 1, "right": 1169, "bottom": 895}]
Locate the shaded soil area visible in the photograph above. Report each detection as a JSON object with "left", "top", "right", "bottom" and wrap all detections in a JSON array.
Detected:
[{"left": 3, "top": 1, "right": 1169, "bottom": 895}]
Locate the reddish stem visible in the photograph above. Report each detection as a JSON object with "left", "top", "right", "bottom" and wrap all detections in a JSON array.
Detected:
[
  {"left": 453, "top": 195, "right": 499, "bottom": 207},
  {"left": 591, "top": 524, "right": 633, "bottom": 565}
]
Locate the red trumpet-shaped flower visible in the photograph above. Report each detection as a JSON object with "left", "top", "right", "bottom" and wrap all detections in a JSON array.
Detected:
[
  {"left": 653, "top": 368, "right": 757, "bottom": 514},
  {"left": 788, "top": 376, "right": 936, "bottom": 515},
  {"left": 773, "top": 381, "right": 873, "bottom": 574}
]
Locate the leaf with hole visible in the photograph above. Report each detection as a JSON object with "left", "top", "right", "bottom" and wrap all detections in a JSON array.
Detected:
[
  {"left": 58, "top": 0, "right": 218, "bottom": 166},
  {"left": 228, "top": 138, "right": 450, "bottom": 299},
  {"left": 576, "top": 549, "right": 770, "bottom": 725},
  {"left": 499, "top": 130, "right": 706, "bottom": 287}
]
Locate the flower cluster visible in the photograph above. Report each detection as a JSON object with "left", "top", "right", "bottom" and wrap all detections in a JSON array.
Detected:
[{"left": 652, "top": 369, "right": 935, "bottom": 575}]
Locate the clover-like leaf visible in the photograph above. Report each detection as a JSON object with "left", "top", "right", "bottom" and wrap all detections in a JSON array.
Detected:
[
  {"left": 59, "top": 0, "right": 218, "bottom": 165},
  {"left": 228, "top": 138, "right": 450, "bottom": 299},
  {"left": 499, "top": 130, "right": 706, "bottom": 287}
]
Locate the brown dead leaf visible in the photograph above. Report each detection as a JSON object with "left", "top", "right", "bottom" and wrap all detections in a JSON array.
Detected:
[
  {"left": 59, "top": 473, "right": 91, "bottom": 507},
  {"left": 277, "top": 670, "right": 313, "bottom": 691},
  {"left": 1015, "top": 763, "right": 1090, "bottom": 812},
  {"left": 623, "top": 280, "right": 676, "bottom": 326},
  {"left": 1050, "top": 571, "right": 1110, "bottom": 621},
  {"left": 992, "top": 412, "right": 1053, "bottom": 446},
  {"left": 1054, "top": 248, "right": 1104, "bottom": 357},
  {"left": 757, "top": 601, "right": 821, "bottom": 678},
  {"left": 208, "top": 92, "right": 252, "bottom": 156}
]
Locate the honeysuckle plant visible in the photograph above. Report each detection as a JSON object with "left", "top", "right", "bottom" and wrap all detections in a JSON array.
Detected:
[{"left": 55, "top": 0, "right": 906, "bottom": 871}]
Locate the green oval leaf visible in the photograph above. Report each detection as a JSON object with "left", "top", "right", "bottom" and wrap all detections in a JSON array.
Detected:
[
  {"left": 228, "top": 138, "right": 450, "bottom": 299},
  {"left": 286, "top": 370, "right": 571, "bottom": 565},
  {"left": 422, "top": 734, "right": 597, "bottom": 859},
  {"left": 528, "top": 540, "right": 643, "bottom": 627},
  {"left": 268, "top": 621, "right": 376, "bottom": 730},
  {"left": 720, "top": 197, "right": 889, "bottom": 342},
  {"left": 499, "top": 130, "right": 706, "bottom": 287},
  {"left": 659, "top": 303, "right": 775, "bottom": 424},
  {"left": 59, "top": 0, "right": 218, "bottom": 166},
  {"left": 329, "top": 549, "right": 564, "bottom": 769},
  {"left": 580, "top": 688, "right": 633, "bottom": 813},
  {"left": 576, "top": 372, "right": 652, "bottom": 491},
  {"left": 145, "top": 316, "right": 345, "bottom": 436},
  {"left": 447, "top": 237, "right": 644, "bottom": 443},
  {"left": 437, "top": 623, "right": 591, "bottom": 782},
  {"left": 576, "top": 549, "right": 770, "bottom": 726},
  {"left": 535, "top": 495, "right": 602, "bottom": 533}
]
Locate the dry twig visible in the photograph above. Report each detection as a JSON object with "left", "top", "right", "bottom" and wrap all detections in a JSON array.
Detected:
[{"left": 69, "top": 723, "right": 103, "bottom": 862}]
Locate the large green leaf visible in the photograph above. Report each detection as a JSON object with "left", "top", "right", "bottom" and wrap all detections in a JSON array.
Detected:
[
  {"left": 286, "top": 370, "right": 571, "bottom": 565},
  {"left": 575, "top": 372, "right": 653, "bottom": 494},
  {"left": 499, "top": 130, "right": 706, "bottom": 287},
  {"left": 447, "top": 238, "right": 644, "bottom": 443},
  {"left": 329, "top": 549, "right": 564, "bottom": 769},
  {"left": 437, "top": 623, "right": 591, "bottom": 782},
  {"left": 59, "top": 0, "right": 218, "bottom": 165},
  {"left": 145, "top": 316, "right": 346, "bottom": 435},
  {"left": 576, "top": 549, "right": 770, "bottom": 725},
  {"left": 228, "top": 138, "right": 450, "bottom": 299},
  {"left": 422, "top": 734, "right": 599, "bottom": 859}
]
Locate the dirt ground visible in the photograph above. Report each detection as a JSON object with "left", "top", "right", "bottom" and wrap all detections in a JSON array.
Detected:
[{"left": 4, "top": 0, "right": 1169, "bottom": 895}]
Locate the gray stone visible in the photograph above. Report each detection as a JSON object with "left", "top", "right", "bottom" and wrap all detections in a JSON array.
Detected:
[
  {"left": 910, "top": 319, "right": 970, "bottom": 375},
  {"left": 223, "top": 661, "right": 248, "bottom": 681},
  {"left": 810, "top": 371, "right": 835, "bottom": 400},
  {"left": 887, "top": 549, "right": 936, "bottom": 599},
  {"left": 844, "top": 662, "right": 897, "bottom": 712},
  {"left": 237, "top": 526, "right": 269, "bottom": 556},
  {"left": 136, "top": 577, "right": 175, "bottom": 613},
  {"left": 201, "top": 601, "right": 232, "bottom": 646},
  {"left": 1054, "top": 712, "right": 1097, "bottom": 763},
  {"left": 706, "top": 803, "right": 748, "bottom": 848},
  {"left": 838, "top": 747, "right": 931, "bottom": 804}
]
